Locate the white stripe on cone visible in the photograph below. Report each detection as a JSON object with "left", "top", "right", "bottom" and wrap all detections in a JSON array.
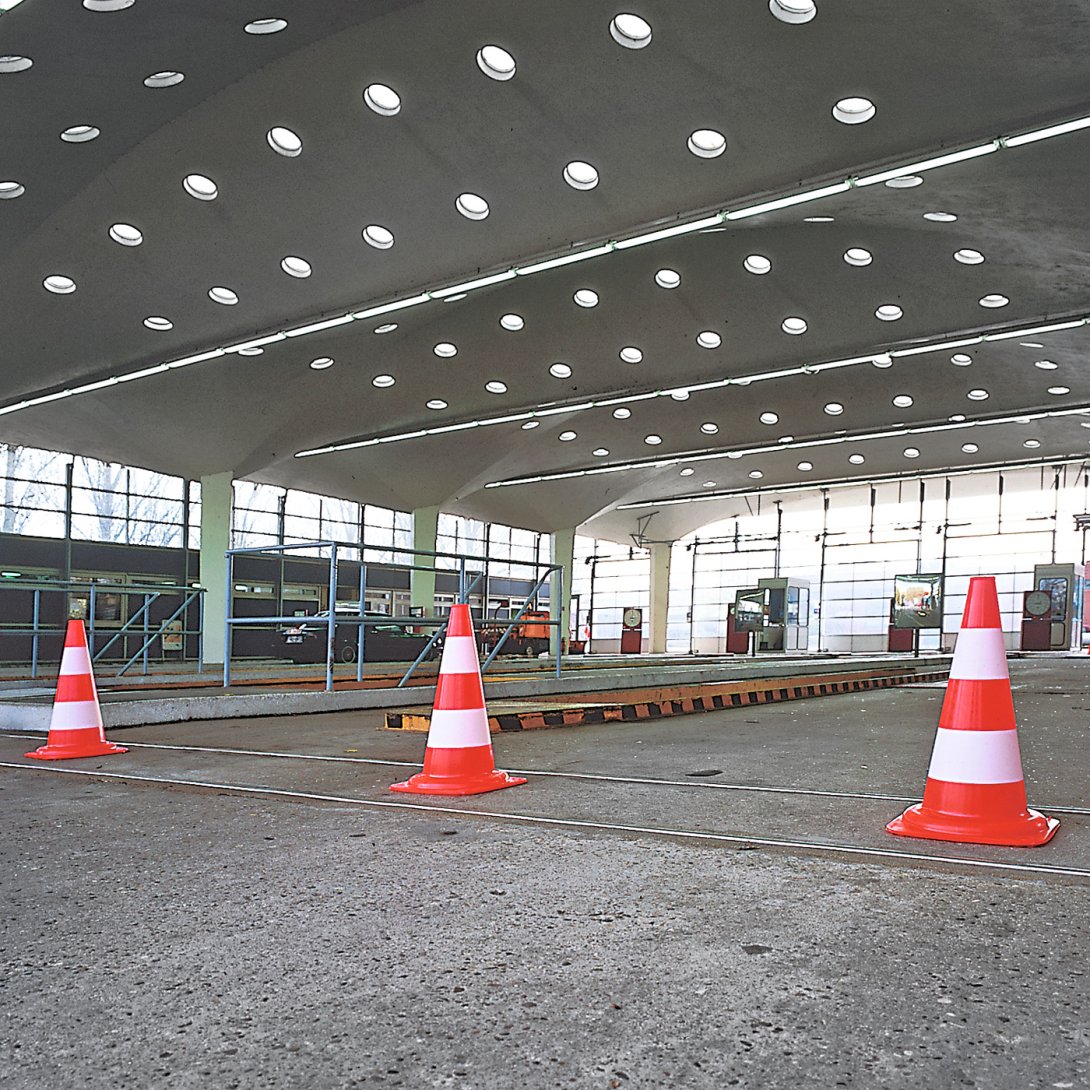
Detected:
[
  {"left": 439, "top": 635, "right": 480, "bottom": 675},
  {"left": 926, "top": 727, "right": 1024, "bottom": 784},
  {"left": 49, "top": 699, "right": 103, "bottom": 732},
  {"left": 949, "top": 627, "right": 1009, "bottom": 681},
  {"left": 58, "top": 644, "right": 94, "bottom": 678},
  {"left": 425, "top": 707, "right": 491, "bottom": 749}
]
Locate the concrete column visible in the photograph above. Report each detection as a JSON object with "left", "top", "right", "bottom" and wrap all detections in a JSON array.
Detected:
[
  {"left": 410, "top": 504, "right": 440, "bottom": 612},
  {"left": 550, "top": 527, "right": 576, "bottom": 655},
  {"left": 649, "top": 542, "right": 672, "bottom": 654},
  {"left": 198, "top": 471, "right": 233, "bottom": 665}
]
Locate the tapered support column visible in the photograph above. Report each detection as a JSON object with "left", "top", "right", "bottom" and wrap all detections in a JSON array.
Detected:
[
  {"left": 649, "top": 542, "right": 672, "bottom": 655},
  {"left": 411, "top": 505, "right": 440, "bottom": 612},
  {"left": 550, "top": 527, "right": 576, "bottom": 655},
  {"left": 198, "top": 472, "right": 233, "bottom": 666}
]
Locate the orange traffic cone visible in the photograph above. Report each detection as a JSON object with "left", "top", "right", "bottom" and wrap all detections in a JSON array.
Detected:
[
  {"left": 887, "top": 576, "right": 1057, "bottom": 846},
  {"left": 391, "top": 604, "right": 526, "bottom": 796},
  {"left": 25, "top": 619, "right": 127, "bottom": 761}
]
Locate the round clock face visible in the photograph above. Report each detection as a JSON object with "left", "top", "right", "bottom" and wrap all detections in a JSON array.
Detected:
[
  {"left": 623, "top": 608, "right": 641, "bottom": 628},
  {"left": 1025, "top": 590, "right": 1052, "bottom": 617}
]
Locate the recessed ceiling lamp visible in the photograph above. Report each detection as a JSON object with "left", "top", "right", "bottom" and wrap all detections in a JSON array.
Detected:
[
  {"left": 961, "top": 443, "right": 979, "bottom": 453},
  {"left": 60, "top": 125, "right": 100, "bottom": 143},
  {"left": 208, "top": 286, "right": 238, "bottom": 305},
  {"left": 574, "top": 288, "right": 599, "bottom": 308},
  {"left": 670, "top": 390, "right": 690, "bottom": 401},
  {"left": 832, "top": 97, "right": 875, "bottom": 124},
  {"left": 183, "top": 174, "right": 218, "bottom": 200},
  {"left": 781, "top": 317, "right": 807, "bottom": 334},
  {"left": 1048, "top": 386, "right": 1071, "bottom": 395},
  {"left": 875, "top": 304, "right": 902, "bottom": 321},
  {"left": 83, "top": 0, "right": 135, "bottom": 9},
  {"left": 362, "top": 224, "right": 394, "bottom": 250},
  {"left": 477, "top": 44, "right": 516, "bottom": 80},
  {"left": 903, "top": 447, "right": 920, "bottom": 459},
  {"left": 108, "top": 223, "right": 143, "bottom": 246},
  {"left": 949, "top": 414, "right": 967, "bottom": 422},
  {"left": 848, "top": 453, "right": 865, "bottom": 465},
  {"left": 364, "top": 84, "right": 401, "bottom": 116},
  {"left": 549, "top": 363, "right": 573, "bottom": 378},
  {"left": 0, "top": 181, "right": 25, "bottom": 199},
  {"left": 954, "top": 248, "right": 985, "bottom": 265},
  {"left": 433, "top": 343, "right": 457, "bottom": 358},
  {"left": 485, "top": 381, "right": 507, "bottom": 394},
  {"left": 1034, "top": 360, "right": 1058, "bottom": 369},
  {"left": 0, "top": 55, "right": 32, "bottom": 72},
  {"left": 281, "top": 255, "right": 311, "bottom": 278},
  {"left": 645, "top": 434, "right": 663, "bottom": 445},
  {"left": 619, "top": 346, "right": 643, "bottom": 364},
  {"left": 558, "top": 430, "right": 577, "bottom": 441},
  {"left": 593, "top": 448, "right": 609, "bottom": 457},
  {"left": 797, "top": 461, "right": 814, "bottom": 471},
  {"left": 804, "top": 216, "right": 834, "bottom": 222},
  {"left": 144, "top": 71, "right": 184, "bottom": 88},
  {"left": 696, "top": 331, "right": 722, "bottom": 348},
  {"left": 610, "top": 13, "right": 652, "bottom": 48},
  {"left": 884, "top": 175, "right": 922, "bottom": 188},
  {"left": 680, "top": 468, "right": 695, "bottom": 476},
  {"left": 778, "top": 436, "right": 795, "bottom": 443},
  {"left": 309, "top": 357, "right": 334, "bottom": 370},
  {"left": 374, "top": 323, "right": 398, "bottom": 334},
  {"left": 564, "top": 161, "right": 599, "bottom": 190},
  {"left": 872, "top": 353, "right": 893, "bottom": 368},
  {"left": 749, "top": 470, "right": 764, "bottom": 479},
  {"left": 521, "top": 420, "right": 539, "bottom": 429},
  {"left": 372, "top": 374, "right": 396, "bottom": 388},
  {"left": 700, "top": 422, "right": 719, "bottom": 434},
  {"left": 43, "top": 275, "right": 76, "bottom": 294},
  {"left": 824, "top": 402, "right": 844, "bottom": 415},
  {"left": 426, "top": 399, "right": 447, "bottom": 410},
  {"left": 613, "top": 407, "right": 632, "bottom": 419},
  {"left": 499, "top": 313, "right": 524, "bottom": 331},
  {"left": 1021, "top": 342, "right": 1044, "bottom": 348},
  {"left": 456, "top": 193, "right": 489, "bottom": 220},
  {"left": 237, "top": 347, "right": 263, "bottom": 357},
  {"left": 267, "top": 126, "right": 302, "bottom": 157},
  {"left": 950, "top": 353, "right": 973, "bottom": 366},
  {"left": 979, "top": 294, "right": 1009, "bottom": 308},
  {"left": 688, "top": 129, "right": 727, "bottom": 159},
  {"left": 843, "top": 247, "right": 872, "bottom": 267},
  {"left": 703, "top": 480, "right": 718, "bottom": 487},
  {"left": 769, "top": 0, "right": 817, "bottom": 24},
  {"left": 744, "top": 254, "right": 771, "bottom": 274},
  {"left": 1023, "top": 439, "right": 1041, "bottom": 448},
  {"left": 967, "top": 389, "right": 989, "bottom": 400},
  {"left": 143, "top": 316, "right": 172, "bottom": 330},
  {"left": 892, "top": 394, "right": 914, "bottom": 408},
  {"left": 245, "top": 18, "right": 287, "bottom": 34},
  {"left": 655, "top": 269, "right": 680, "bottom": 289},
  {"left": 924, "top": 211, "right": 958, "bottom": 222},
  {"left": 759, "top": 412, "right": 779, "bottom": 425}
]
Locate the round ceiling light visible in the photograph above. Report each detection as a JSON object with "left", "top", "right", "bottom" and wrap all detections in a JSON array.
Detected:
[
  {"left": 521, "top": 420, "right": 539, "bottom": 430},
  {"left": 60, "top": 125, "right": 100, "bottom": 143},
  {"left": 0, "top": 181, "right": 25, "bottom": 199},
  {"left": 0, "top": 56, "right": 33, "bottom": 73},
  {"left": 1034, "top": 360, "right": 1058, "bottom": 370},
  {"left": 43, "top": 275, "right": 76, "bottom": 295},
  {"left": 1048, "top": 386, "right": 1071, "bottom": 395},
  {"left": 549, "top": 363, "right": 573, "bottom": 379},
  {"left": 843, "top": 247, "right": 872, "bottom": 267},
  {"left": 967, "top": 389, "right": 989, "bottom": 401},
  {"left": 485, "top": 381, "right": 508, "bottom": 394},
  {"left": 875, "top": 304, "right": 903, "bottom": 321},
  {"left": 872, "top": 353, "right": 893, "bottom": 368},
  {"left": 749, "top": 470, "right": 764, "bottom": 480},
  {"left": 183, "top": 174, "right": 218, "bottom": 200},
  {"left": 281, "top": 255, "right": 311, "bottom": 278},
  {"left": 267, "top": 126, "right": 302, "bottom": 157},
  {"left": 610, "top": 13, "right": 652, "bottom": 48},
  {"left": 759, "top": 412, "right": 779, "bottom": 425},
  {"left": 426, "top": 399, "right": 448, "bottom": 410},
  {"left": 688, "top": 129, "right": 727, "bottom": 159},
  {"left": 372, "top": 374, "right": 396, "bottom": 388},
  {"left": 696, "top": 331, "right": 722, "bottom": 349},
  {"left": 744, "top": 254, "right": 771, "bottom": 275},
  {"left": 143, "top": 316, "right": 172, "bottom": 331},
  {"left": 644, "top": 434, "right": 663, "bottom": 445},
  {"left": 892, "top": 394, "right": 913, "bottom": 408},
  {"left": 848, "top": 453, "right": 865, "bottom": 465},
  {"left": 704, "top": 480, "right": 718, "bottom": 487},
  {"left": 700, "top": 422, "right": 719, "bottom": 435},
  {"left": 619, "top": 346, "right": 643, "bottom": 364},
  {"left": 903, "top": 447, "right": 920, "bottom": 459},
  {"left": 362, "top": 224, "right": 394, "bottom": 250},
  {"left": 670, "top": 390, "right": 690, "bottom": 401},
  {"left": 588, "top": 448, "right": 609, "bottom": 459},
  {"left": 769, "top": 0, "right": 817, "bottom": 23},
  {"left": 655, "top": 269, "right": 680, "bottom": 289},
  {"left": 950, "top": 353, "right": 973, "bottom": 366},
  {"left": 309, "top": 357, "right": 334, "bottom": 370},
  {"left": 885, "top": 175, "right": 923, "bottom": 189},
  {"left": 961, "top": 443, "right": 979, "bottom": 454},
  {"left": 456, "top": 192, "right": 489, "bottom": 220},
  {"left": 245, "top": 18, "right": 287, "bottom": 34},
  {"left": 797, "top": 461, "right": 814, "bottom": 471},
  {"left": 613, "top": 407, "right": 632, "bottom": 420},
  {"left": 680, "top": 468, "right": 695, "bottom": 477},
  {"left": 1023, "top": 439, "right": 1041, "bottom": 449},
  {"left": 563, "top": 161, "right": 599, "bottom": 190},
  {"left": 924, "top": 211, "right": 958, "bottom": 222},
  {"left": 804, "top": 216, "right": 835, "bottom": 223},
  {"left": 832, "top": 97, "right": 875, "bottom": 124},
  {"left": 949, "top": 414, "right": 967, "bottom": 422},
  {"left": 364, "top": 84, "right": 401, "bottom": 116},
  {"left": 237, "top": 348, "right": 264, "bottom": 357},
  {"left": 83, "top": 0, "right": 135, "bottom": 9},
  {"left": 499, "top": 313, "right": 524, "bottom": 331},
  {"left": 824, "top": 402, "right": 844, "bottom": 416},
  {"left": 208, "top": 286, "right": 238, "bottom": 305},
  {"left": 108, "top": 223, "right": 143, "bottom": 246},
  {"left": 433, "top": 343, "right": 457, "bottom": 358},
  {"left": 477, "top": 45, "right": 516, "bottom": 80},
  {"left": 781, "top": 317, "right": 807, "bottom": 335},
  {"left": 374, "top": 323, "right": 398, "bottom": 334},
  {"left": 558, "top": 431, "right": 577, "bottom": 442},
  {"left": 144, "top": 71, "right": 184, "bottom": 88},
  {"left": 954, "top": 248, "right": 985, "bottom": 265},
  {"left": 979, "top": 294, "right": 1009, "bottom": 308},
  {"left": 573, "top": 288, "right": 599, "bottom": 308}
]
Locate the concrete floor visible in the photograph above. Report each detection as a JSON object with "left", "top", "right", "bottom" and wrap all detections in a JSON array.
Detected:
[{"left": 2, "top": 659, "right": 1088, "bottom": 1089}]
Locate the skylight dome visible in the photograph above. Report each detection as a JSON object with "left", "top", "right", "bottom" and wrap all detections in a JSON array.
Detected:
[
  {"left": 60, "top": 126, "right": 100, "bottom": 143},
  {"left": 619, "top": 347, "right": 643, "bottom": 364},
  {"left": 500, "top": 314, "right": 524, "bottom": 331},
  {"left": 372, "top": 375, "right": 396, "bottom": 388},
  {"left": 426, "top": 399, "right": 447, "bottom": 410},
  {"left": 875, "top": 304, "right": 903, "bottom": 321},
  {"left": 183, "top": 174, "right": 218, "bottom": 200},
  {"left": 143, "top": 316, "right": 173, "bottom": 331},
  {"left": 954, "top": 249, "right": 985, "bottom": 265},
  {"left": 832, "top": 97, "right": 875, "bottom": 124},
  {"left": 208, "top": 287, "right": 238, "bottom": 305},
  {"left": 267, "top": 127, "right": 302, "bottom": 157},
  {"left": 979, "top": 294, "right": 1009, "bottom": 308},
  {"left": 564, "top": 161, "right": 599, "bottom": 190},
  {"left": 362, "top": 224, "right": 394, "bottom": 249},
  {"left": 245, "top": 18, "right": 287, "bottom": 34},
  {"left": 688, "top": 129, "right": 727, "bottom": 159},
  {"left": 433, "top": 343, "right": 457, "bottom": 358},
  {"left": 364, "top": 84, "right": 401, "bottom": 116},
  {"left": 0, "top": 182, "right": 25, "bottom": 199},
  {"left": 744, "top": 255, "right": 771, "bottom": 275},
  {"left": 144, "top": 71, "right": 184, "bottom": 88},
  {"left": 655, "top": 269, "right": 680, "bottom": 289},
  {"left": 696, "top": 331, "right": 721, "bottom": 349},
  {"left": 43, "top": 275, "right": 76, "bottom": 295},
  {"left": 769, "top": 0, "right": 817, "bottom": 24},
  {"left": 573, "top": 289, "right": 599, "bottom": 308},
  {"left": 549, "top": 363, "right": 572, "bottom": 379},
  {"left": 610, "top": 13, "right": 652, "bottom": 49},
  {"left": 843, "top": 247, "right": 872, "bottom": 267},
  {"left": 281, "top": 256, "right": 311, "bottom": 278},
  {"left": 456, "top": 193, "right": 490, "bottom": 220},
  {"left": 759, "top": 412, "right": 779, "bottom": 425},
  {"left": 109, "top": 223, "right": 143, "bottom": 246},
  {"left": 781, "top": 317, "right": 807, "bottom": 335},
  {"left": 0, "top": 56, "right": 33, "bottom": 73},
  {"left": 476, "top": 45, "right": 516, "bottom": 81}
]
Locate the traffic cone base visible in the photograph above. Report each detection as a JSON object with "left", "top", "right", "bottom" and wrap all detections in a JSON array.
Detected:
[
  {"left": 887, "top": 794, "right": 1059, "bottom": 847},
  {"left": 25, "top": 737, "right": 127, "bottom": 761},
  {"left": 391, "top": 743, "right": 527, "bottom": 796}
]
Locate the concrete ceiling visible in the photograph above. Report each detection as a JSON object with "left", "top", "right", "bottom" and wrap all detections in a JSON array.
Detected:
[{"left": 2, "top": 0, "right": 1090, "bottom": 544}]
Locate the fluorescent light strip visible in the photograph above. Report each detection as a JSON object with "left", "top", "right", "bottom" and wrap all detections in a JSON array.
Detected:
[
  {"left": 515, "top": 244, "right": 614, "bottom": 275},
  {"left": 984, "top": 319, "right": 1087, "bottom": 341},
  {"left": 854, "top": 142, "right": 998, "bottom": 186},
  {"left": 353, "top": 293, "right": 431, "bottom": 320},
  {"left": 613, "top": 215, "right": 725, "bottom": 250},
  {"left": 227, "top": 333, "right": 287, "bottom": 353},
  {"left": 1003, "top": 115, "right": 1090, "bottom": 148},
  {"left": 430, "top": 270, "right": 516, "bottom": 298},
  {"left": 284, "top": 314, "right": 355, "bottom": 337},
  {"left": 891, "top": 336, "right": 983, "bottom": 358},
  {"left": 724, "top": 181, "right": 853, "bottom": 221}
]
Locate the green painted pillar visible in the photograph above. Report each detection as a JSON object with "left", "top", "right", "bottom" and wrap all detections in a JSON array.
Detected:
[{"left": 410, "top": 505, "right": 440, "bottom": 613}]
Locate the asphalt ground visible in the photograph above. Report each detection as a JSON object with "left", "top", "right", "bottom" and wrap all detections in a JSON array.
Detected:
[{"left": 2, "top": 658, "right": 1088, "bottom": 1089}]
